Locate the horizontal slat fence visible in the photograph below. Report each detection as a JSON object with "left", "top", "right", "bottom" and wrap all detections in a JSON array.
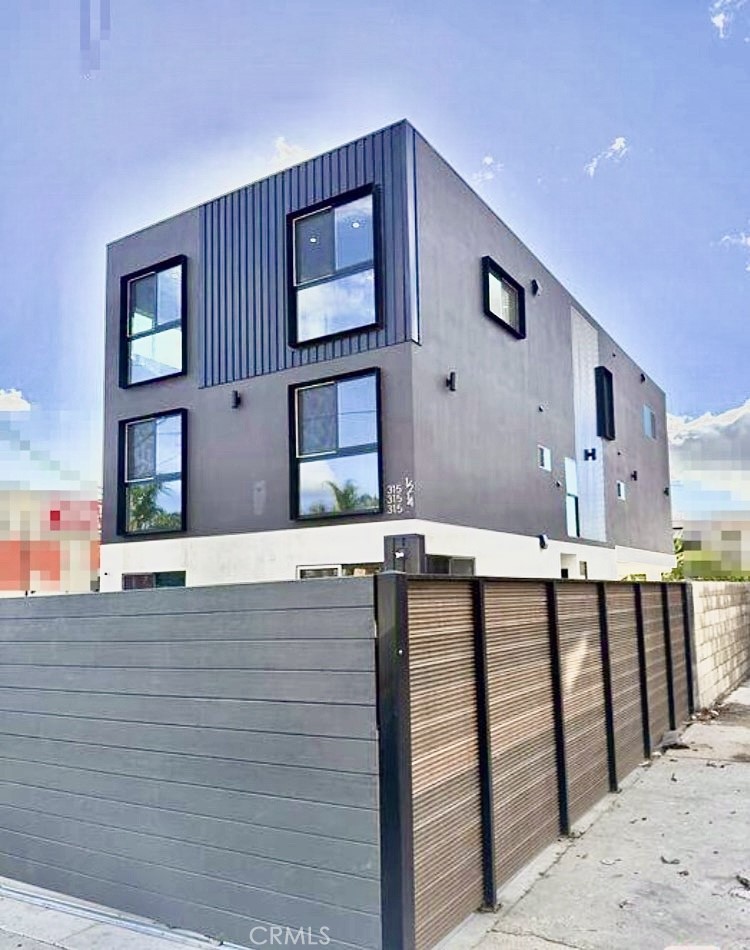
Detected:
[
  {"left": 0, "top": 580, "right": 381, "bottom": 950},
  {"left": 378, "top": 576, "right": 694, "bottom": 950}
]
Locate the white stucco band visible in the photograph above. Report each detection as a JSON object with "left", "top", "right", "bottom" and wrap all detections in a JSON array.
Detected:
[{"left": 100, "top": 521, "right": 675, "bottom": 590}]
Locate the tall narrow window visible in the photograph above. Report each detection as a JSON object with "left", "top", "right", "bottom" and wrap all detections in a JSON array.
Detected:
[
  {"left": 292, "top": 371, "right": 381, "bottom": 518},
  {"left": 120, "top": 411, "right": 185, "bottom": 534},
  {"left": 564, "top": 457, "right": 580, "bottom": 538},
  {"left": 123, "top": 257, "right": 186, "bottom": 385},
  {"left": 595, "top": 366, "right": 616, "bottom": 440},
  {"left": 290, "top": 190, "right": 377, "bottom": 344},
  {"left": 481, "top": 256, "right": 526, "bottom": 339},
  {"left": 643, "top": 405, "right": 657, "bottom": 440}
]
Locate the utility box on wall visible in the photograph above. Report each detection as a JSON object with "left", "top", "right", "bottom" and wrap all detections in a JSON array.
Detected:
[{"left": 384, "top": 534, "right": 426, "bottom": 574}]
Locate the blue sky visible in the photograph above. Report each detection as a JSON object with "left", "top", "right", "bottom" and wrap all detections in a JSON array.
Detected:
[{"left": 0, "top": 0, "right": 748, "bottom": 493}]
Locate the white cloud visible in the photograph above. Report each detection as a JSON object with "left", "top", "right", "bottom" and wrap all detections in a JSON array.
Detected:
[
  {"left": 720, "top": 223, "right": 750, "bottom": 270},
  {"left": 709, "top": 0, "right": 748, "bottom": 38},
  {"left": 668, "top": 398, "right": 750, "bottom": 519},
  {"left": 0, "top": 389, "right": 30, "bottom": 412},
  {"left": 270, "top": 136, "right": 311, "bottom": 171},
  {"left": 471, "top": 155, "right": 503, "bottom": 185},
  {"left": 584, "top": 136, "right": 629, "bottom": 178}
]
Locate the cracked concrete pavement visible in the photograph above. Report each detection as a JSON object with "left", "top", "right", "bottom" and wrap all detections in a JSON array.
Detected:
[{"left": 445, "top": 681, "right": 750, "bottom": 950}]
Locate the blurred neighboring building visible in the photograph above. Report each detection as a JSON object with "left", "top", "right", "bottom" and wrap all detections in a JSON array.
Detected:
[
  {"left": 674, "top": 517, "right": 750, "bottom": 580},
  {"left": 0, "top": 491, "right": 100, "bottom": 596}
]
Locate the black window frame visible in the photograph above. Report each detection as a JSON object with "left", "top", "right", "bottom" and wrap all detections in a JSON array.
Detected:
[
  {"left": 117, "top": 408, "right": 188, "bottom": 537},
  {"left": 120, "top": 255, "right": 188, "bottom": 388},
  {"left": 481, "top": 255, "right": 526, "bottom": 339},
  {"left": 289, "top": 367, "right": 384, "bottom": 521},
  {"left": 286, "top": 185, "right": 383, "bottom": 348},
  {"left": 594, "top": 366, "right": 616, "bottom": 440}
]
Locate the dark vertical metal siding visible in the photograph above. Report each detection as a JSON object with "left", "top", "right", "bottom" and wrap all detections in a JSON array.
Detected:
[{"left": 200, "top": 122, "right": 417, "bottom": 387}]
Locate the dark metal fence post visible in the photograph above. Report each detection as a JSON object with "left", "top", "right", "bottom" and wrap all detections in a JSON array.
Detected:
[
  {"left": 633, "top": 585, "right": 651, "bottom": 757},
  {"left": 661, "top": 584, "right": 676, "bottom": 730},
  {"left": 597, "top": 583, "right": 618, "bottom": 792},
  {"left": 375, "top": 572, "right": 415, "bottom": 950},
  {"left": 472, "top": 579, "right": 498, "bottom": 910},
  {"left": 546, "top": 581, "right": 569, "bottom": 834},
  {"left": 681, "top": 583, "right": 696, "bottom": 714}
]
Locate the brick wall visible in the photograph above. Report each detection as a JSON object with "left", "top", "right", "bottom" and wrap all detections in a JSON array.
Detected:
[{"left": 690, "top": 582, "right": 750, "bottom": 708}]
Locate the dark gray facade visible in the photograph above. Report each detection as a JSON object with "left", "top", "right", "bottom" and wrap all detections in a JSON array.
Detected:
[
  {"left": 103, "top": 120, "right": 672, "bottom": 563},
  {"left": 0, "top": 580, "right": 381, "bottom": 949}
]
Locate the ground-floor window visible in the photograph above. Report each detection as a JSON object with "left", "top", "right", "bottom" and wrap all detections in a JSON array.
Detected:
[
  {"left": 296, "top": 562, "right": 382, "bottom": 579},
  {"left": 122, "top": 571, "right": 186, "bottom": 590}
]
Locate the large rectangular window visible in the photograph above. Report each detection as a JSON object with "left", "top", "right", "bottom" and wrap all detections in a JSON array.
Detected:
[
  {"left": 292, "top": 370, "right": 381, "bottom": 518},
  {"left": 120, "top": 411, "right": 185, "bottom": 535},
  {"left": 481, "top": 256, "right": 526, "bottom": 339},
  {"left": 595, "top": 366, "right": 616, "bottom": 440},
  {"left": 564, "top": 457, "right": 580, "bottom": 538},
  {"left": 122, "top": 256, "right": 186, "bottom": 386},
  {"left": 290, "top": 189, "right": 377, "bottom": 345}
]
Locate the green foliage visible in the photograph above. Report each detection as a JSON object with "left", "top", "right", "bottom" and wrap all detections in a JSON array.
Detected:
[{"left": 127, "top": 483, "right": 181, "bottom": 532}]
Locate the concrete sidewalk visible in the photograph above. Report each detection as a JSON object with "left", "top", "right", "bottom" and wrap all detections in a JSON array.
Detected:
[
  {"left": 0, "top": 878, "right": 224, "bottom": 950},
  {"left": 446, "top": 681, "right": 750, "bottom": 950}
]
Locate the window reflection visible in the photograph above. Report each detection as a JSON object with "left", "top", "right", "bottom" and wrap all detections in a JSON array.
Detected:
[
  {"left": 123, "top": 413, "right": 184, "bottom": 534},
  {"left": 126, "top": 263, "right": 183, "bottom": 384},
  {"left": 294, "top": 372, "right": 380, "bottom": 518},
  {"left": 293, "top": 193, "right": 375, "bottom": 343}
]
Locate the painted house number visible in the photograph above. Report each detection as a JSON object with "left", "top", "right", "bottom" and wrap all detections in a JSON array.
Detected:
[{"left": 385, "top": 476, "right": 415, "bottom": 515}]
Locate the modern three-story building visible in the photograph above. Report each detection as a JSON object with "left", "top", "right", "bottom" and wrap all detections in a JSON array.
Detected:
[{"left": 100, "top": 120, "right": 674, "bottom": 591}]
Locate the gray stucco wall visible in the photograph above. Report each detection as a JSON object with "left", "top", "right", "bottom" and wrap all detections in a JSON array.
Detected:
[
  {"left": 0, "top": 580, "right": 381, "bottom": 949},
  {"left": 410, "top": 133, "right": 673, "bottom": 555}
]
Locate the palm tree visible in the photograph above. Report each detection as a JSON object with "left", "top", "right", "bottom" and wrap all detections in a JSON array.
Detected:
[
  {"left": 127, "top": 483, "right": 181, "bottom": 532},
  {"left": 326, "top": 479, "right": 378, "bottom": 512}
]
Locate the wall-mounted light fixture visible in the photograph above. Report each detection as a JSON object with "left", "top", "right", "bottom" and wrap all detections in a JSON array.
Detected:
[
  {"left": 530, "top": 278, "right": 541, "bottom": 296},
  {"left": 446, "top": 371, "right": 457, "bottom": 392},
  {"left": 631, "top": 470, "right": 639, "bottom": 481},
  {"left": 538, "top": 533, "right": 549, "bottom": 549},
  {"left": 640, "top": 373, "right": 646, "bottom": 383},
  {"left": 538, "top": 404, "right": 545, "bottom": 413},
  {"left": 231, "top": 390, "right": 242, "bottom": 409},
  {"left": 664, "top": 486, "right": 671, "bottom": 496}
]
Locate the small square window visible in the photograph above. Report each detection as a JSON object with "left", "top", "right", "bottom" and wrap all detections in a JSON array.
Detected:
[
  {"left": 122, "top": 257, "right": 186, "bottom": 386},
  {"left": 538, "top": 445, "right": 552, "bottom": 471},
  {"left": 616, "top": 480, "right": 627, "bottom": 500},
  {"left": 643, "top": 405, "right": 657, "bottom": 440},
  {"left": 290, "top": 190, "right": 377, "bottom": 345},
  {"left": 482, "top": 256, "right": 526, "bottom": 339}
]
